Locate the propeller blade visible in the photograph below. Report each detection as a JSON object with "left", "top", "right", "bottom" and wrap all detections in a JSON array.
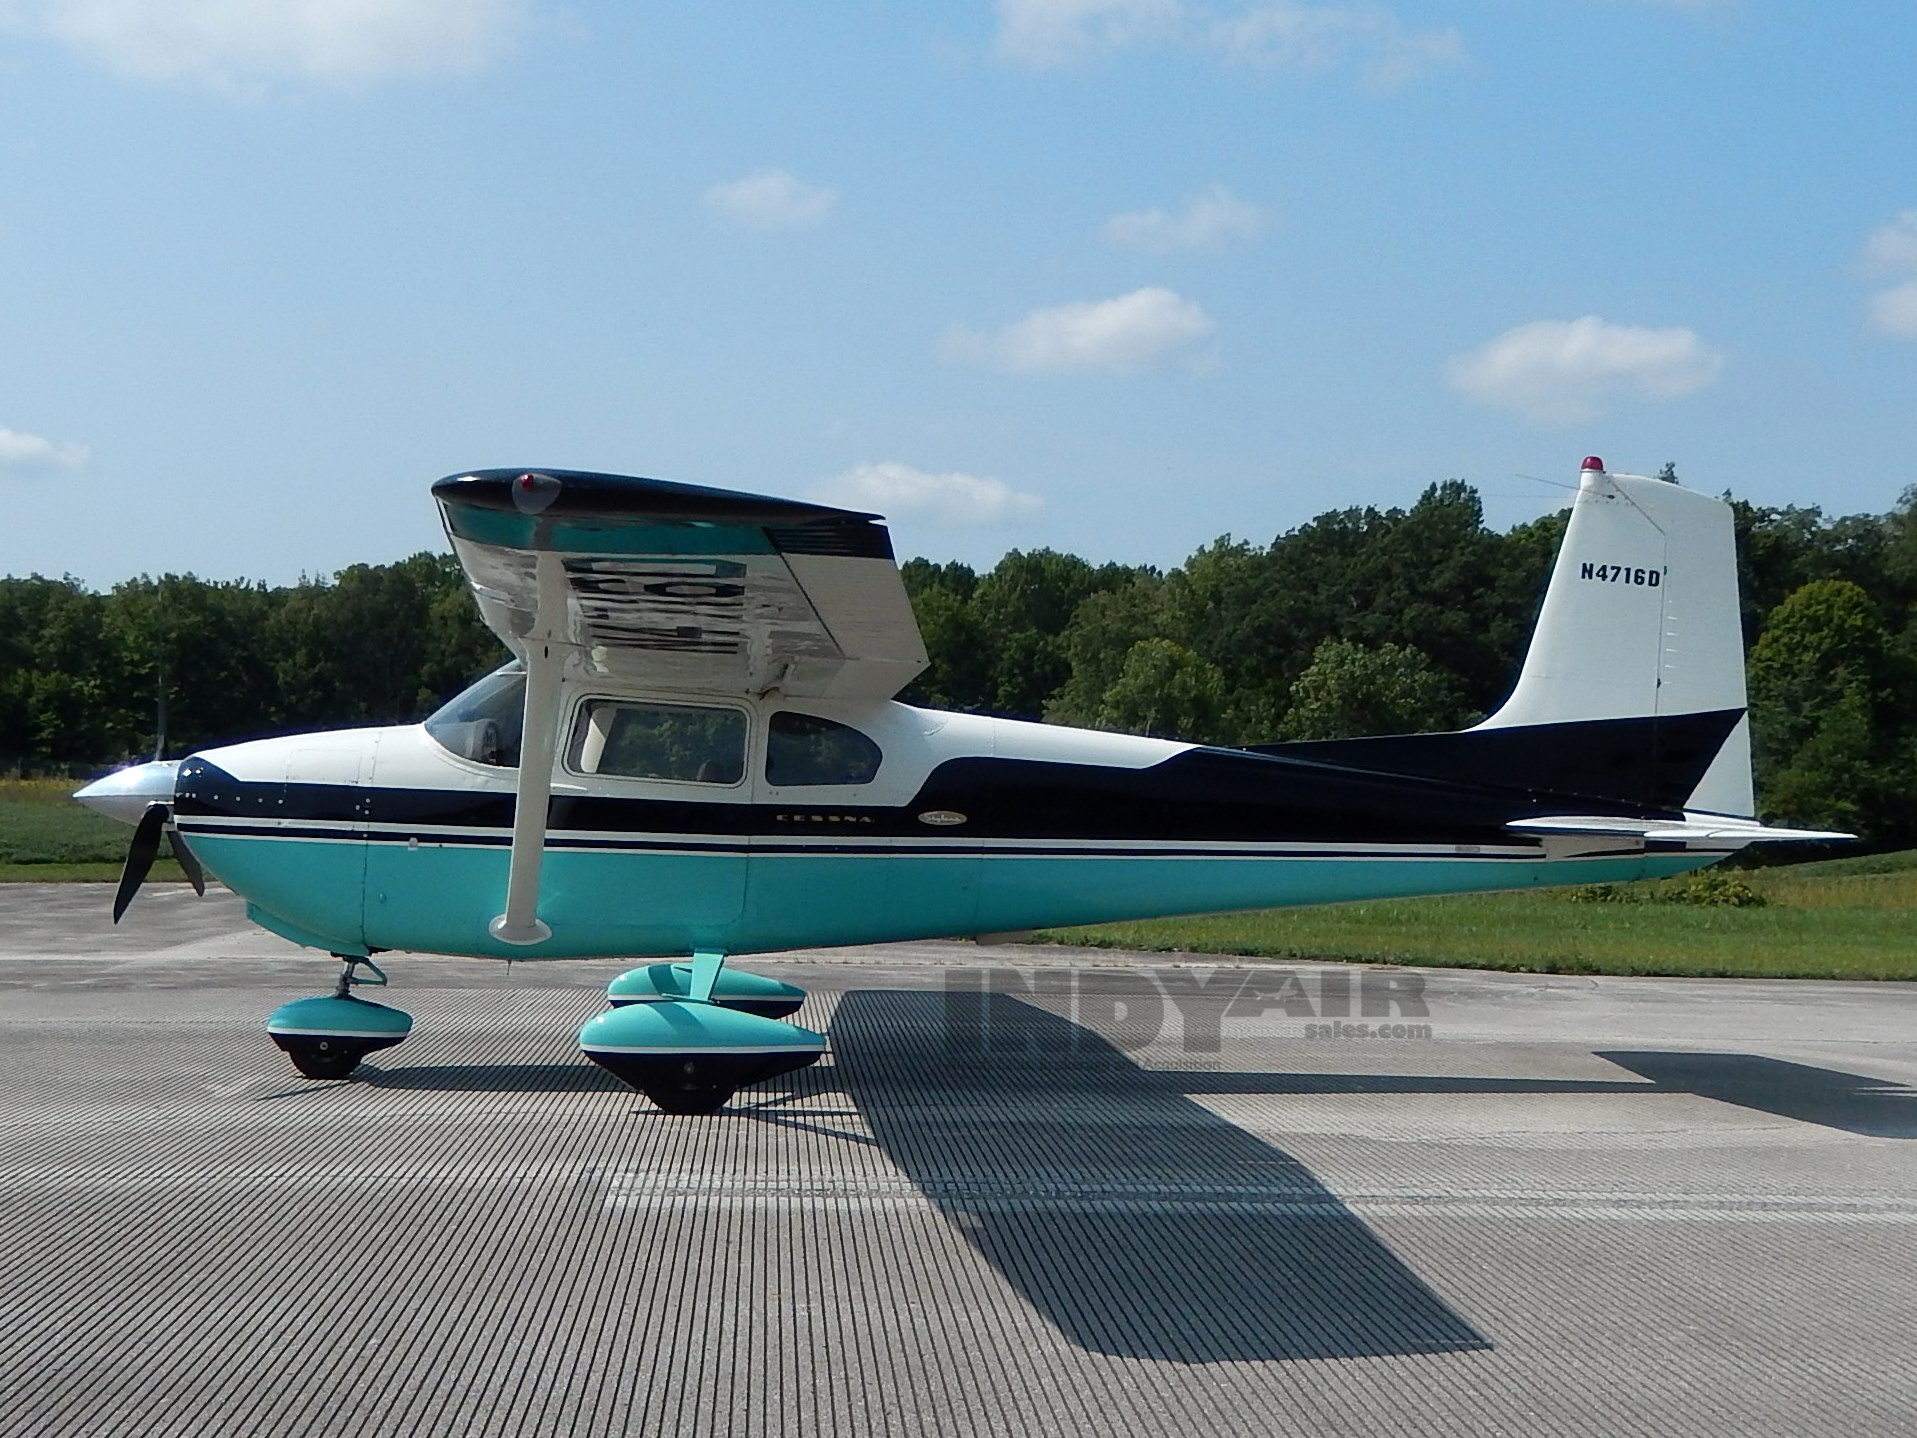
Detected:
[
  {"left": 113, "top": 803, "right": 168, "bottom": 923},
  {"left": 168, "top": 826, "right": 207, "bottom": 898}
]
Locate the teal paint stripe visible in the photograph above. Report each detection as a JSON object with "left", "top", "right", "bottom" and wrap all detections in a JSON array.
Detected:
[
  {"left": 738, "top": 851, "right": 1715, "bottom": 951},
  {"left": 245, "top": 902, "right": 368, "bottom": 958},
  {"left": 188, "top": 833, "right": 367, "bottom": 954},
  {"left": 197, "top": 832, "right": 1719, "bottom": 961},
  {"left": 443, "top": 505, "right": 775, "bottom": 555}
]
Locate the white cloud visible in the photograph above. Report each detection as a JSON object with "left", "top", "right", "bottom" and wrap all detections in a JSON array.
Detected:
[
  {"left": 1209, "top": 3, "right": 1464, "bottom": 90},
  {"left": 994, "top": 0, "right": 1183, "bottom": 69},
  {"left": 702, "top": 169, "right": 837, "bottom": 231},
  {"left": 1103, "top": 184, "right": 1264, "bottom": 252},
  {"left": 1446, "top": 316, "right": 1725, "bottom": 427},
  {"left": 1865, "top": 211, "right": 1917, "bottom": 272},
  {"left": 1869, "top": 280, "right": 1917, "bottom": 341},
  {"left": 814, "top": 462, "right": 1042, "bottom": 528},
  {"left": 946, "top": 287, "right": 1214, "bottom": 374},
  {"left": 11, "top": 0, "right": 522, "bottom": 93},
  {"left": 0, "top": 427, "right": 89, "bottom": 472},
  {"left": 1862, "top": 212, "right": 1917, "bottom": 339},
  {"left": 994, "top": 0, "right": 1464, "bottom": 88}
]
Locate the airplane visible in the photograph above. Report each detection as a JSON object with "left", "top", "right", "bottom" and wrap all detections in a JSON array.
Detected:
[{"left": 75, "top": 456, "right": 1845, "bottom": 1112}]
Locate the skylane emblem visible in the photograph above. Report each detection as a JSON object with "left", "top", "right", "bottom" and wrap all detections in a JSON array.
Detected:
[{"left": 917, "top": 810, "right": 968, "bottom": 827}]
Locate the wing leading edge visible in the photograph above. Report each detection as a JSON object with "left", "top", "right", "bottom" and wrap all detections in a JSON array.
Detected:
[{"left": 435, "top": 469, "right": 929, "bottom": 700}]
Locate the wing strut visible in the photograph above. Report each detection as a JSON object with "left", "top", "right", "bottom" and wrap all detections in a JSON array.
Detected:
[{"left": 490, "top": 551, "right": 572, "bottom": 946}]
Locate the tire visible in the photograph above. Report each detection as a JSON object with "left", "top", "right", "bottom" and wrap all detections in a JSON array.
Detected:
[
  {"left": 643, "top": 1086, "right": 734, "bottom": 1115},
  {"left": 284, "top": 1041, "right": 365, "bottom": 1081}
]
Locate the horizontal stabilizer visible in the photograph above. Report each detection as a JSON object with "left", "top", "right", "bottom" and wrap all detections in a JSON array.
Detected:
[{"left": 1507, "top": 815, "right": 1853, "bottom": 848}]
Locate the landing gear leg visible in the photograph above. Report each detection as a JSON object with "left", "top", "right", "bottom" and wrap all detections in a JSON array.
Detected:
[{"left": 267, "top": 956, "right": 413, "bottom": 1081}]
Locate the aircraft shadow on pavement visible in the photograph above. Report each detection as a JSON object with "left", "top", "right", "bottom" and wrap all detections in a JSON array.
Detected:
[
  {"left": 359, "top": 1062, "right": 626, "bottom": 1093},
  {"left": 1595, "top": 1051, "right": 1917, "bottom": 1139},
  {"left": 310, "top": 1033, "right": 1917, "bottom": 1143},
  {"left": 828, "top": 989, "right": 1490, "bottom": 1364}
]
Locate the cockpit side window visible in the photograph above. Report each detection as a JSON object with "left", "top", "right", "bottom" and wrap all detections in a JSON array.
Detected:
[
  {"left": 568, "top": 699, "right": 747, "bottom": 785},
  {"left": 766, "top": 712, "right": 883, "bottom": 787},
  {"left": 424, "top": 663, "right": 526, "bottom": 768}
]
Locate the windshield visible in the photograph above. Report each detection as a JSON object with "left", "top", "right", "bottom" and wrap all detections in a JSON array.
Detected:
[{"left": 424, "top": 662, "right": 525, "bottom": 767}]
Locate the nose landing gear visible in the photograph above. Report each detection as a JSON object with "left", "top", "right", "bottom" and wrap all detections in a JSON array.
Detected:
[{"left": 267, "top": 956, "right": 413, "bottom": 1080}]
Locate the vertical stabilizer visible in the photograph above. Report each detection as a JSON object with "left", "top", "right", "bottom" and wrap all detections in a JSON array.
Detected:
[{"left": 1476, "top": 458, "right": 1753, "bottom": 818}]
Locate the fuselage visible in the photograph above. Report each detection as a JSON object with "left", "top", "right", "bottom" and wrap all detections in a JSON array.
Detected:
[{"left": 137, "top": 668, "right": 1714, "bottom": 962}]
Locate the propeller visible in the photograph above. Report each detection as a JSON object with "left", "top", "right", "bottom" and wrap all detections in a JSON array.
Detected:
[{"left": 112, "top": 802, "right": 207, "bottom": 923}]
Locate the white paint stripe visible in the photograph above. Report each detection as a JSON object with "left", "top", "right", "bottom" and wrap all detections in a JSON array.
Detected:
[
  {"left": 179, "top": 820, "right": 1559, "bottom": 861},
  {"left": 190, "top": 814, "right": 1542, "bottom": 855}
]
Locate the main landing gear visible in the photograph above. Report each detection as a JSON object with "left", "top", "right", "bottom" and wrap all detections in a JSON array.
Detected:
[
  {"left": 604, "top": 961, "right": 807, "bottom": 1019},
  {"left": 580, "top": 956, "right": 824, "bottom": 1114},
  {"left": 266, "top": 956, "right": 413, "bottom": 1080}
]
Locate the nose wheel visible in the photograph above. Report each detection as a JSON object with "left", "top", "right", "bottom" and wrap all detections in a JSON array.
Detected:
[{"left": 267, "top": 956, "right": 413, "bottom": 1080}]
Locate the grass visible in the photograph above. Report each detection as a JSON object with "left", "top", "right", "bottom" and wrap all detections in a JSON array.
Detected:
[
  {"left": 1035, "top": 851, "right": 1917, "bottom": 981},
  {"left": 0, "top": 860, "right": 187, "bottom": 883},
  {"left": 0, "top": 777, "right": 185, "bottom": 883}
]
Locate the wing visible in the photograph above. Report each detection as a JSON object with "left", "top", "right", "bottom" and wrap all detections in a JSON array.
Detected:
[{"left": 435, "top": 469, "right": 929, "bottom": 700}]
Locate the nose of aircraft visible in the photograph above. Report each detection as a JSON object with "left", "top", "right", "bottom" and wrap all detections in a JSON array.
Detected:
[{"left": 73, "top": 759, "right": 185, "bottom": 825}]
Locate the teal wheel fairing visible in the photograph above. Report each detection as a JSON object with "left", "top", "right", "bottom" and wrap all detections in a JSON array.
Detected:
[
  {"left": 266, "top": 994, "right": 414, "bottom": 1041},
  {"left": 579, "top": 1000, "right": 824, "bottom": 1107},
  {"left": 267, "top": 994, "right": 413, "bottom": 1080},
  {"left": 606, "top": 963, "right": 806, "bottom": 1019}
]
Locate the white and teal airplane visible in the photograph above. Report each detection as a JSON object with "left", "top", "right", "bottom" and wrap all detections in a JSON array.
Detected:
[{"left": 76, "top": 457, "right": 1842, "bottom": 1111}]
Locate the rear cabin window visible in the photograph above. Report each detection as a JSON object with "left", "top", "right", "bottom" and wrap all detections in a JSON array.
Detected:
[
  {"left": 569, "top": 700, "right": 747, "bottom": 785},
  {"left": 765, "top": 712, "right": 883, "bottom": 787}
]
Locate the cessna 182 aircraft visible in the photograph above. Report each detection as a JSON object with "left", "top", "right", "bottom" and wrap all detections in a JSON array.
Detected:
[{"left": 75, "top": 457, "right": 1842, "bottom": 1111}]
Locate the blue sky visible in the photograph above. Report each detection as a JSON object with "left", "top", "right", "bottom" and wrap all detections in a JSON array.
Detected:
[{"left": 2, "top": 1, "right": 1914, "bottom": 587}]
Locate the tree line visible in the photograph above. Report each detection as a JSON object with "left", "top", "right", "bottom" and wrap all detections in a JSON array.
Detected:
[{"left": 4, "top": 477, "right": 1913, "bottom": 845}]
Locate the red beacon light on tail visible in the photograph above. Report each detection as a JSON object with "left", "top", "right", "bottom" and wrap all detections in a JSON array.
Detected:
[{"left": 1581, "top": 456, "right": 1605, "bottom": 474}]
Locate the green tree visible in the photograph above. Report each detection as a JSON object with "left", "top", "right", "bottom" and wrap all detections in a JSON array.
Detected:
[
  {"left": 1278, "top": 638, "right": 1475, "bottom": 740},
  {"left": 1045, "top": 578, "right": 1167, "bottom": 729},
  {"left": 1087, "top": 638, "right": 1233, "bottom": 743},
  {"left": 1155, "top": 536, "right": 1281, "bottom": 718},
  {"left": 900, "top": 560, "right": 990, "bottom": 710},
  {"left": 967, "top": 549, "right": 1145, "bottom": 717},
  {"left": 417, "top": 556, "right": 509, "bottom": 708},
  {"left": 103, "top": 575, "right": 281, "bottom": 756},
  {"left": 1338, "top": 481, "right": 1538, "bottom": 713},
  {"left": 269, "top": 554, "right": 481, "bottom": 728},
  {"left": 0, "top": 576, "right": 130, "bottom": 762},
  {"left": 1747, "top": 579, "right": 1906, "bottom": 839}
]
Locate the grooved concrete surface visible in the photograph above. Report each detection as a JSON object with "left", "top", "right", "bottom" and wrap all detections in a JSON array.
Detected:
[{"left": 5, "top": 885, "right": 1917, "bottom": 1437}]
